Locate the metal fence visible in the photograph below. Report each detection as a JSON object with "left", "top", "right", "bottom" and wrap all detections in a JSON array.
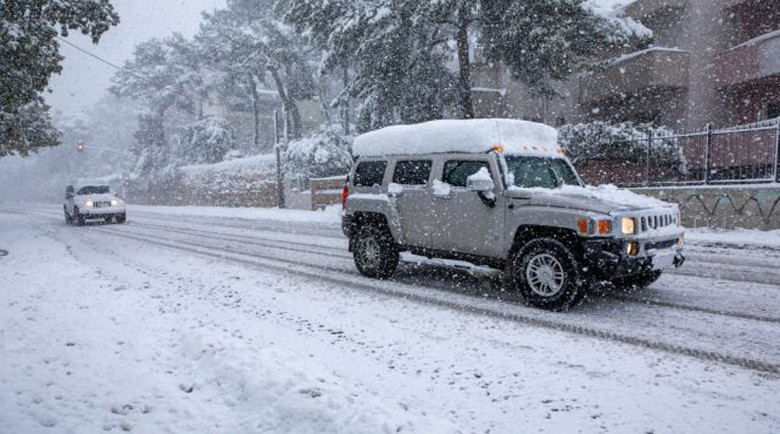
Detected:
[{"left": 582, "top": 118, "right": 780, "bottom": 188}]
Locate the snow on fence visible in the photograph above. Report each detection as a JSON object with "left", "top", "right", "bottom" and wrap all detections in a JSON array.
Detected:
[
  {"left": 577, "top": 118, "right": 780, "bottom": 187},
  {"left": 310, "top": 175, "right": 347, "bottom": 210}
]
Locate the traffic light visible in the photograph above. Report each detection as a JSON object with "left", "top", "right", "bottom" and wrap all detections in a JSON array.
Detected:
[{"left": 77, "top": 141, "right": 85, "bottom": 151}]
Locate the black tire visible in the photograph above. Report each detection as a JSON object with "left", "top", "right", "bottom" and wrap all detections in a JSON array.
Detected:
[
  {"left": 64, "top": 206, "right": 72, "bottom": 225},
  {"left": 116, "top": 213, "right": 126, "bottom": 224},
  {"left": 352, "top": 225, "right": 399, "bottom": 279},
  {"left": 73, "top": 207, "right": 85, "bottom": 226},
  {"left": 613, "top": 270, "right": 662, "bottom": 290},
  {"left": 508, "top": 238, "right": 585, "bottom": 311}
]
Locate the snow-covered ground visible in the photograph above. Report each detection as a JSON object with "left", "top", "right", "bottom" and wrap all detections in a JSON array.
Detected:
[{"left": 1, "top": 205, "right": 779, "bottom": 433}]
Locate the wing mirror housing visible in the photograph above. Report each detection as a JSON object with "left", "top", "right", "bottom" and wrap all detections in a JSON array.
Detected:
[
  {"left": 466, "top": 168, "right": 496, "bottom": 208},
  {"left": 466, "top": 169, "right": 495, "bottom": 193}
]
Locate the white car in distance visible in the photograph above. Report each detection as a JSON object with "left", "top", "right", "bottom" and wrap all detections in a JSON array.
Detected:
[{"left": 64, "top": 184, "right": 127, "bottom": 225}]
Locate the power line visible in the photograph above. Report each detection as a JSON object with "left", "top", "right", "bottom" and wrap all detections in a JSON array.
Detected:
[
  {"left": 55, "top": 35, "right": 210, "bottom": 107},
  {"left": 56, "top": 35, "right": 128, "bottom": 72}
]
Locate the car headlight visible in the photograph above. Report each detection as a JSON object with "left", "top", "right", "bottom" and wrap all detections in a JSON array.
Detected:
[
  {"left": 85, "top": 201, "right": 94, "bottom": 207},
  {"left": 111, "top": 199, "right": 119, "bottom": 206},
  {"left": 621, "top": 217, "right": 637, "bottom": 235}
]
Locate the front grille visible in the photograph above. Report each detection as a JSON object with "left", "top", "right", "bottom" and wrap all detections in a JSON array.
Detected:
[
  {"left": 646, "top": 239, "right": 677, "bottom": 250},
  {"left": 638, "top": 212, "right": 676, "bottom": 232}
]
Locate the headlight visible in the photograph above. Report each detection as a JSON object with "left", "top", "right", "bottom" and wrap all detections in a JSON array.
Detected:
[
  {"left": 111, "top": 199, "right": 119, "bottom": 206},
  {"left": 621, "top": 217, "right": 636, "bottom": 235},
  {"left": 85, "top": 201, "right": 94, "bottom": 207}
]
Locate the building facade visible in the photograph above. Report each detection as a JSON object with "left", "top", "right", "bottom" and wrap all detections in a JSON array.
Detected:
[{"left": 472, "top": 0, "right": 780, "bottom": 130}]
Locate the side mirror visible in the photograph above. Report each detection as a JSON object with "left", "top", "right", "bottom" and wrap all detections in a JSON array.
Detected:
[
  {"left": 466, "top": 168, "right": 496, "bottom": 208},
  {"left": 466, "top": 168, "right": 495, "bottom": 193}
]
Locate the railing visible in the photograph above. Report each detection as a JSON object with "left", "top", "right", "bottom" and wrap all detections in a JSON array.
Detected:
[{"left": 579, "top": 118, "right": 780, "bottom": 188}]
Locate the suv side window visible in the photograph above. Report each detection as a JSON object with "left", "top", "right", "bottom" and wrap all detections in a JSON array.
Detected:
[
  {"left": 353, "top": 161, "right": 388, "bottom": 187},
  {"left": 392, "top": 160, "right": 432, "bottom": 185},
  {"left": 442, "top": 160, "right": 491, "bottom": 187}
]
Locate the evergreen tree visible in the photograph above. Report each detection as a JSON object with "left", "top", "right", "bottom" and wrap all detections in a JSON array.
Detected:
[
  {"left": 0, "top": 0, "right": 119, "bottom": 157},
  {"left": 198, "top": 0, "right": 314, "bottom": 140},
  {"left": 283, "top": 0, "right": 455, "bottom": 132},
  {"left": 284, "top": 0, "right": 647, "bottom": 127}
]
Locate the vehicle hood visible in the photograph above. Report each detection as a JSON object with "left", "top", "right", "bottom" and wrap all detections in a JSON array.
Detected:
[{"left": 506, "top": 184, "right": 674, "bottom": 214}]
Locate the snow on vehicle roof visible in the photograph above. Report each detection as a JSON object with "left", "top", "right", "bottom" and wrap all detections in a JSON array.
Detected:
[{"left": 352, "top": 119, "right": 560, "bottom": 157}]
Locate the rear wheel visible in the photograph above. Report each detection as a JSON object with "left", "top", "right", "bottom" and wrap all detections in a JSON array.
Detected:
[
  {"left": 508, "top": 238, "right": 585, "bottom": 311},
  {"left": 353, "top": 225, "right": 399, "bottom": 279},
  {"left": 613, "top": 270, "right": 662, "bottom": 290}
]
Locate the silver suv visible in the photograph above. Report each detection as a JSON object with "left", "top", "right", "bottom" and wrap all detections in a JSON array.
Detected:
[{"left": 342, "top": 119, "right": 684, "bottom": 311}]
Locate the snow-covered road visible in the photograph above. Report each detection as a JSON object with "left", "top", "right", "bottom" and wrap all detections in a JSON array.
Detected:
[{"left": 1, "top": 205, "right": 779, "bottom": 433}]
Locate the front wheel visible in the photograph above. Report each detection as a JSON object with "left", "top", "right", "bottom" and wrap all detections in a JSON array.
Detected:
[
  {"left": 508, "top": 238, "right": 585, "bottom": 311},
  {"left": 613, "top": 270, "right": 662, "bottom": 290},
  {"left": 115, "top": 213, "right": 126, "bottom": 224},
  {"left": 73, "top": 207, "right": 85, "bottom": 226},
  {"left": 352, "top": 225, "right": 399, "bottom": 279},
  {"left": 63, "top": 206, "right": 72, "bottom": 225}
]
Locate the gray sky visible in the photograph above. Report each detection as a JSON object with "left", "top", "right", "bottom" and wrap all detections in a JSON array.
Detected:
[{"left": 47, "top": 0, "right": 226, "bottom": 120}]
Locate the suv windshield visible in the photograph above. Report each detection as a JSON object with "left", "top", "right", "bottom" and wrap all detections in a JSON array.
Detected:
[
  {"left": 505, "top": 156, "right": 581, "bottom": 189},
  {"left": 76, "top": 185, "right": 110, "bottom": 195}
]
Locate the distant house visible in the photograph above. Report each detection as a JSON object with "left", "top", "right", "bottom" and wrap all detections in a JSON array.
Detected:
[{"left": 471, "top": 0, "right": 780, "bottom": 130}]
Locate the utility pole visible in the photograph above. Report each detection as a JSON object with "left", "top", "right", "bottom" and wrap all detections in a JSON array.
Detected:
[{"left": 274, "top": 110, "right": 286, "bottom": 209}]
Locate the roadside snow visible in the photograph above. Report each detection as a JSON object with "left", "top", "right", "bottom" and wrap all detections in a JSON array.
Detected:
[
  {"left": 687, "top": 227, "right": 780, "bottom": 248},
  {"left": 1, "top": 209, "right": 779, "bottom": 433},
  {"left": 353, "top": 119, "right": 559, "bottom": 157}
]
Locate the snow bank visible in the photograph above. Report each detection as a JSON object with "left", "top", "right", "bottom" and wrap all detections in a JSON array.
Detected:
[
  {"left": 180, "top": 153, "right": 276, "bottom": 179},
  {"left": 353, "top": 119, "right": 559, "bottom": 157},
  {"left": 686, "top": 227, "right": 780, "bottom": 248}
]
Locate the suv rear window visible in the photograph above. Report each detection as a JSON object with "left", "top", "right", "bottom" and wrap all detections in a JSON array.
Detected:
[
  {"left": 392, "top": 160, "right": 432, "bottom": 185},
  {"left": 353, "top": 161, "right": 387, "bottom": 187},
  {"left": 442, "top": 160, "right": 490, "bottom": 187}
]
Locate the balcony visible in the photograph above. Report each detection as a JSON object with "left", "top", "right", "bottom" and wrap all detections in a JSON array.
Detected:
[
  {"left": 579, "top": 48, "right": 690, "bottom": 104},
  {"left": 715, "top": 30, "right": 780, "bottom": 87},
  {"left": 622, "top": 0, "right": 686, "bottom": 20}
]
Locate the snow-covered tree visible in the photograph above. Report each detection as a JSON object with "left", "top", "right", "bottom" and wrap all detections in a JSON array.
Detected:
[
  {"left": 284, "top": 0, "right": 647, "bottom": 125},
  {"left": 284, "top": 131, "right": 352, "bottom": 181},
  {"left": 111, "top": 34, "right": 211, "bottom": 119},
  {"left": 481, "top": 0, "right": 647, "bottom": 98},
  {"left": 131, "top": 114, "right": 168, "bottom": 178},
  {"left": 171, "top": 116, "right": 237, "bottom": 166},
  {"left": 0, "top": 0, "right": 119, "bottom": 157},
  {"left": 198, "top": 0, "right": 314, "bottom": 140},
  {"left": 283, "top": 0, "right": 455, "bottom": 132}
]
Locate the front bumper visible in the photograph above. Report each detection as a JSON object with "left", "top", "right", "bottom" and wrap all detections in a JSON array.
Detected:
[
  {"left": 581, "top": 238, "right": 684, "bottom": 279},
  {"left": 80, "top": 207, "right": 126, "bottom": 217}
]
